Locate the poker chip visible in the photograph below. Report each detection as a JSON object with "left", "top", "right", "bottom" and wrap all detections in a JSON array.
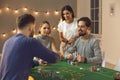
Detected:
[
  {"left": 90, "top": 66, "right": 97, "bottom": 72},
  {"left": 56, "top": 71, "right": 60, "bottom": 74},
  {"left": 80, "top": 67, "right": 83, "bottom": 70},
  {"left": 28, "top": 76, "right": 34, "bottom": 80},
  {"left": 70, "top": 61, "right": 74, "bottom": 65},
  {"left": 39, "top": 68, "right": 44, "bottom": 73},
  {"left": 97, "top": 68, "right": 100, "bottom": 71}
]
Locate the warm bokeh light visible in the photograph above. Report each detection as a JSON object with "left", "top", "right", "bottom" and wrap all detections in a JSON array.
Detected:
[
  {"left": 33, "top": 34, "right": 36, "bottom": 37},
  {"left": 53, "top": 27, "right": 56, "bottom": 30},
  {"left": 23, "top": 7, "right": 28, "bottom": 12},
  {"left": 1, "top": 33, "right": 7, "bottom": 38},
  {"left": 54, "top": 10, "right": 59, "bottom": 15},
  {"left": 34, "top": 11, "right": 39, "bottom": 15},
  {"left": 5, "top": 7, "right": 10, "bottom": 11},
  {"left": 0, "top": 9, "right": 2, "bottom": 13},
  {"left": 14, "top": 9, "right": 19, "bottom": 14},
  {"left": 12, "top": 28, "right": 17, "bottom": 34},
  {"left": 46, "top": 11, "right": 50, "bottom": 15}
]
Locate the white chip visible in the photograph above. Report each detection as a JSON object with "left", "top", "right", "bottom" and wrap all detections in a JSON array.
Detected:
[
  {"left": 97, "top": 68, "right": 100, "bottom": 71},
  {"left": 80, "top": 67, "right": 83, "bottom": 70},
  {"left": 56, "top": 71, "right": 60, "bottom": 74}
]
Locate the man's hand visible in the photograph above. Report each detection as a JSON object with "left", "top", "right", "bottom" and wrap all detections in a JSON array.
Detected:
[
  {"left": 66, "top": 54, "right": 73, "bottom": 60},
  {"left": 38, "top": 59, "right": 47, "bottom": 66},
  {"left": 76, "top": 55, "right": 85, "bottom": 62}
]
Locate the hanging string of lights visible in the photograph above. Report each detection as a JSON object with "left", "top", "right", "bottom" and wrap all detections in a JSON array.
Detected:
[
  {"left": 0, "top": 6, "right": 60, "bottom": 16},
  {"left": 0, "top": 6, "right": 60, "bottom": 39}
]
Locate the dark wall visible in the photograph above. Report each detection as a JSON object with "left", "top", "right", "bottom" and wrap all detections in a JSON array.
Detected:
[{"left": 0, "top": 0, "right": 77, "bottom": 53}]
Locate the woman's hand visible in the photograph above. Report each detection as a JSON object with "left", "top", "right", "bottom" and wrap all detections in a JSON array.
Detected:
[
  {"left": 76, "top": 55, "right": 85, "bottom": 63},
  {"left": 66, "top": 54, "right": 73, "bottom": 60}
]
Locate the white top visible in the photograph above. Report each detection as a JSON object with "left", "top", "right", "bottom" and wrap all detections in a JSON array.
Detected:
[{"left": 57, "top": 18, "right": 78, "bottom": 40}]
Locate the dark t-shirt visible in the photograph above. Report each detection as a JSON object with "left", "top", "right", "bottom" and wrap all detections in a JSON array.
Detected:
[{"left": 0, "top": 34, "right": 59, "bottom": 80}]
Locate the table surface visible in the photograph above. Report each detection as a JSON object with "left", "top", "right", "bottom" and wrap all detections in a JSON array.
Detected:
[{"left": 30, "top": 60, "right": 117, "bottom": 80}]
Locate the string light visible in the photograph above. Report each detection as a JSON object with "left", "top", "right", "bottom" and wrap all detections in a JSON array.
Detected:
[
  {"left": 1, "top": 33, "right": 7, "bottom": 38},
  {"left": 46, "top": 11, "right": 50, "bottom": 15},
  {"left": 14, "top": 9, "right": 19, "bottom": 14},
  {"left": 5, "top": 7, "right": 10, "bottom": 11},
  {"left": 33, "top": 34, "right": 36, "bottom": 37},
  {"left": 0, "top": 9, "right": 2, "bottom": 13},
  {"left": 1, "top": 6, "right": 60, "bottom": 16},
  {"left": 54, "top": 10, "right": 59, "bottom": 15},
  {"left": 34, "top": 11, "right": 39, "bottom": 15},
  {"left": 0, "top": 6, "right": 60, "bottom": 39},
  {"left": 53, "top": 27, "right": 56, "bottom": 30},
  {"left": 12, "top": 28, "right": 17, "bottom": 34},
  {"left": 23, "top": 7, "right": 28, "bottom": 12}
]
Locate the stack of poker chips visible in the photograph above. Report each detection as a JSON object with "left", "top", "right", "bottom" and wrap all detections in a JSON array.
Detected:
[
  {"left": 90, "top": 66, "right": 97, "bottom": 72},
  {"left": 67, "top": 59, "right": 78, "bottom": 65},
  {"left": 114, "top": 72, "right": 120, "bottom": 80},
  {"left": 67, "top": 51, "right": 79, "bottom": 65},
  {"left": 39, "top": 69, "right": 57, "bottom": 78}
]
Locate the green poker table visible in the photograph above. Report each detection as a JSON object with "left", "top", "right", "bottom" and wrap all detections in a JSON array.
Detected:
[{"left": 30, "top": 60, "right": 117, "bottom": 80}]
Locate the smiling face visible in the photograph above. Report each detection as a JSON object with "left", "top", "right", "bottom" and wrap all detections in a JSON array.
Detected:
[
  {"left": 63, "top": 10, "right": 73, "bottom": 21},
  {"left": 78, "top": 21, "right": 89, "bottom": 36},
  {"left": 39, "top": 23, "right": 51, "bottom": 36}
]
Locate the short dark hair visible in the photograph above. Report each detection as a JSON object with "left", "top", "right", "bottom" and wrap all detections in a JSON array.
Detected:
[
  {"left": 61, "top": 5, "right": 74, "bottom": 21},
  {"left": 17, "top": 14, "right": 35, "bottom": 29},
  {"left": 77, "top": 17, "right": 91, "bottom": 27}
]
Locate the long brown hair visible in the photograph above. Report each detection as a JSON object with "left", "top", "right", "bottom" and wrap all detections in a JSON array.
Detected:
[
  {"left": 61, "top": 5, "right": 74, "bottom": 21},
  {"left": 38, "top": 21, "right": 51, "bottom": 34}
]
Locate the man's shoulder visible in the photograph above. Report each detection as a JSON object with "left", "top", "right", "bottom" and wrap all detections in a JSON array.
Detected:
[{"left": 89, "top": 35, "right": 100, "bottom": 44}]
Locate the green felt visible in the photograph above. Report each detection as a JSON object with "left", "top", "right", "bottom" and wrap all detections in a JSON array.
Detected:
[{"left": 30, "top": 60, "right": 117, "bottom": 80}]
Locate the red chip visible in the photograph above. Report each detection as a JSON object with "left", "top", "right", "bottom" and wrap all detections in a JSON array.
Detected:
[
  {"left": 39, "top": 69, "right": 44, "bottom": 73},
  {"left": 93, "top": 66, "right": 97, "bottom": 71},
  {"left": 90, "top": 66, "right": 97, "bottom": 72}
]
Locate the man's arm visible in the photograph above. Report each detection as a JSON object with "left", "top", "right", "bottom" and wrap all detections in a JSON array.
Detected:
[
  {"left": 64, "top": 39, "right": 79, "bottom": 59},
  {"left": 87, "top": 40, "right": 102, "bottom": 64},
  {"left": 30, "top": 38, "right": 60, "bottom": 63}
]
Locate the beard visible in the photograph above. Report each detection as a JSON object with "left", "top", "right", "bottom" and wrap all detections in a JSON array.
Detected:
[
  {"left": 29, "top": 30, "right": 34, "bottom": 37},
  {"left": 78, "top": 29, "right": 86, "bottom": 36},
  {"left": 80, "top": 33, "right": 86, "bottom": 36}
]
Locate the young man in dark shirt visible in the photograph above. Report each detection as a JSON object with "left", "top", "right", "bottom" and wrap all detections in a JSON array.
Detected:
[{"left": 0, "top": 14, "right": 59, "bottom": 80}]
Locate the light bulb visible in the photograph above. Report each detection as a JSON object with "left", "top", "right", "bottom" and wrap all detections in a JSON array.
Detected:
[
  {"left": 34, "top": 11, "right": 39, "bottom": 15},
  {"left": 0, "top": 9, "right": 2, "bottom": 13},
  {"left": 2, "top": 33, "right": 7, "bottom": 38},
  {"left": 53, "top": 27, "right": 56, "bottom": 30},
  {"left": 5, "top": 7, "right": 10, "bottom": 11},
  {"left": 54, "top": 10, "right": 59, "bottom": 15},
  {"left": 12, "top": 28, "right": 17, "bottom": 34},
  {"left": 23, "top": 7, "right": 28, "bottom": 12},
  {"left": 46, "top": 11, "right": 50, "bottom": 15},
  {"left": 14, "top": 9, "right": 19, "bottom": 14}
]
